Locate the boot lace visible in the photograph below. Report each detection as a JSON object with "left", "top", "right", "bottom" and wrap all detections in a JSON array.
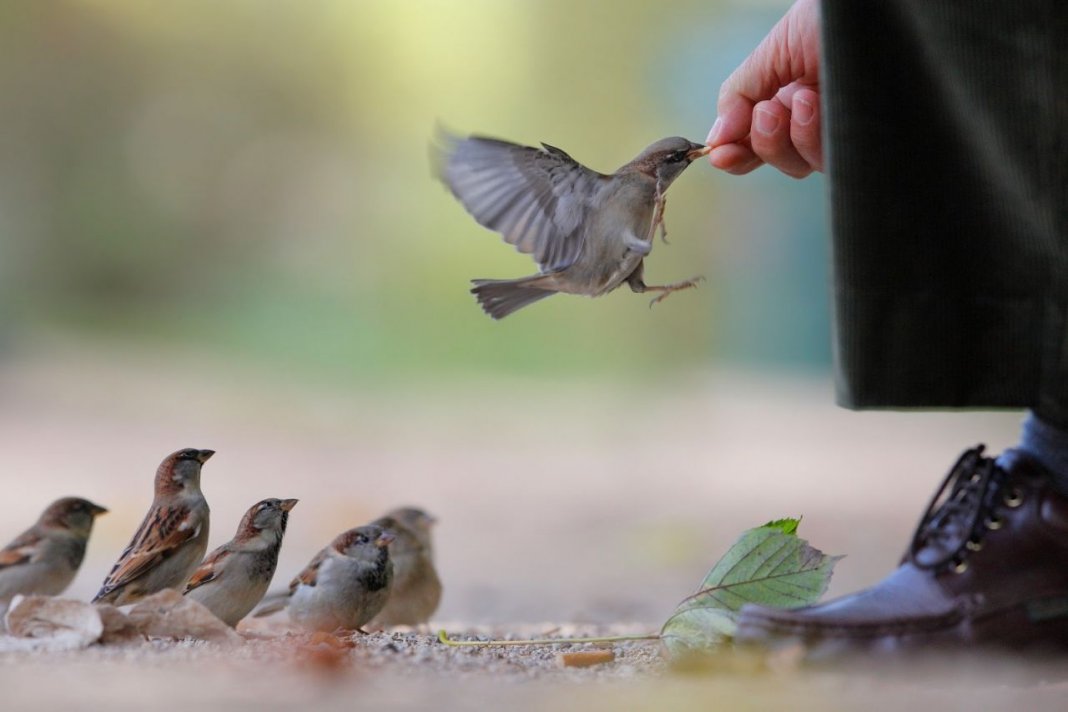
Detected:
[{"left": 906, "top": 445, "right": 1021, "bottom": 573}]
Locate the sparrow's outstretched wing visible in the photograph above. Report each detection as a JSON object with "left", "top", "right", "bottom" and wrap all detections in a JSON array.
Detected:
[{"left": 436, "top": 133, "right": 608, "bottom": 273}]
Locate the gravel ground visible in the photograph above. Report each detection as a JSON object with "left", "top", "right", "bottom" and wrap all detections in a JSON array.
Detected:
[{"left": 4, "top": 622, "right": 1068, "bottom": 712}]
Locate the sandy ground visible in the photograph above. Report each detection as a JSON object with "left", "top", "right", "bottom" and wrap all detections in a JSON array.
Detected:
[
  {"left": 6, "top": 625, "right": 1068, "bottom": 712},
  {"left": 0, "top": 337, "right": 1063, "bottom": 709}
]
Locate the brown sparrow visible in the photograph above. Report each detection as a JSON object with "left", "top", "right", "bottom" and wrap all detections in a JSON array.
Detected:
[
  {"left": 436, "top": 132, "right": 711, "bottom": 319},
  {"left": 92, "top": 448, "right": 214, "bottom": 605},
  {"left": 184, "top": 498, "right": 298, "bottom": 627},
  {"left": 0, "top": 498, "right": 108, "bottom": 618},
  {"left": 368, "top": 507, "right": 441, "bottom": 627},
  {"left": 263, "top": 524, "right": 394, "bottom": 633}
]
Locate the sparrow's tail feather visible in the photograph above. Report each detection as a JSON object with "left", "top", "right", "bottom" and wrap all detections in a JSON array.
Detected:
[
  {"left": 91, "top": 586, "right": 116, "bottom": 605},
  {"left": 471, "top": 277, "right": 556, "bottom": 320},
  {"left": 252, "top": 591, "right": 290, "bottom": 618}
]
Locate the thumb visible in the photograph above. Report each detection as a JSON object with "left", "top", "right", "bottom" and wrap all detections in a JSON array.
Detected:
[{"left": 709, "top": 0, "right": 821, "bottom": 147}]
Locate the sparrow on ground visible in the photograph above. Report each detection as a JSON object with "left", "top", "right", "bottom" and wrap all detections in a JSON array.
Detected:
[
  {"left": 92, "top": 448, "right": 214, "bottom": 606},
  {"left": 184, "top": 498, "right": 298, "bottom": 627},
  {"left": 259, "top": 524, "right": 394, "bottom": 633},
  {"left": 436, "top": 132, "right": 711, "bottom": 319},
  {"left": 368, "top": 507, "right": 441, "bottom": 628},
  {"left": 0, "top": 498, "right": 108, "bottom": 618}
]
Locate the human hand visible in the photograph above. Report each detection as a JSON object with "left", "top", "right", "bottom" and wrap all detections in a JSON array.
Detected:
[{"left": 707, "top": 0, "right": 823, "bottom": 178}]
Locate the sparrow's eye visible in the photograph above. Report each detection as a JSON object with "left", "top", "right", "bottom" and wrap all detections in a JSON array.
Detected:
[{"left": 671, "top": 150, "right": 689, "bottom": 163}]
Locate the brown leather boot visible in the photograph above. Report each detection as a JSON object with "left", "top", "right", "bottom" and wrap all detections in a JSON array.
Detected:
[{"left": 736, "top": 447, "right": 1068, "bottom": 657}]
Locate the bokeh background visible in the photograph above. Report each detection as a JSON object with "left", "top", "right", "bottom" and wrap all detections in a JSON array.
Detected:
[{"left": 0, "top": 0, "right": 1021, "bottom": 628}]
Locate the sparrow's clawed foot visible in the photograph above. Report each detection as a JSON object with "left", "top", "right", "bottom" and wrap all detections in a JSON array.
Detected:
[{"left": 638, "top": 275, "right": 705, "bottom": 307}]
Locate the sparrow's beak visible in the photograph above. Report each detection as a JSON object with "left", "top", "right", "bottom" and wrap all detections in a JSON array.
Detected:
[
  {"left": 687, "top": 144, "right": 712, "bottom": 160},
  {"left": 90, "top": 503, "right": 109, "bottom": 516},
  {"left": 196, "top": 449, "right": 216, "bottom": 464},
  {"left": 280, "top": 498, "right": 299, "bottom": 512},
  {"left": 375, "top": 531, "right": 396, "bottom": 548}
]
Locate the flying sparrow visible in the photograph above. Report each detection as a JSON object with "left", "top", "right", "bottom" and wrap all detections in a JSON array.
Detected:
[
  {"left": 92, "top": 448, "right": 214, "bottom": 606},
  {"left": 0, "top": 498, "right": 108, "bottom": 618},
  {"left": 436, "top": 132, "right": 711, "bottom": 319},
  {"left": 261, "top": 524, "right": 394, "bottom": 633},
  {"left": 184, "top": 498, "right": 298, "bottom": 627},
  {"left": 368, "top": 507, "right": 441, "bottom": 628}
]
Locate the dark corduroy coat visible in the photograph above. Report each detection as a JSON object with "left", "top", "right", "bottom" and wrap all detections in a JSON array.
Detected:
[{"left": 822, "top": 1, "right": 1068, "bottom": 427}]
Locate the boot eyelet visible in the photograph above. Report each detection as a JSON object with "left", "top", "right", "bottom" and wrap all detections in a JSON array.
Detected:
[
  {"left": 984, "top": 515, "right": 1004, "bottom": 531},
  {"left": 951, "top": 558, "right": 969, "bottom": 574},
  {"left": 1003, "top": 489, "right": 1024, "bottom": 508},
  {"left": 965, "top": 537, "right": 983, "bottom": 552}
]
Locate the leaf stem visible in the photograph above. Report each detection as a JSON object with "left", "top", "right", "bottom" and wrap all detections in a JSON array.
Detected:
[{"left": 437, "top": 629, "right": 661, "bottom": 648}]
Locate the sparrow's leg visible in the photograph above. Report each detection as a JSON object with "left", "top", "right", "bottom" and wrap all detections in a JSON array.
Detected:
[
  {"left": 627, "top": 265, "right": 704, "bottom": 307},
  {"left": 651, "top": 178, "right": 669, "bottom": 244},
  {"left": 656, "top": 196, "right": 668, "bottom": 244}
]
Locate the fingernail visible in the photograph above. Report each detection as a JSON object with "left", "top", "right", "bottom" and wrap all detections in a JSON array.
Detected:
[
  {"left": 707, "top": 117, "right": 723, "bottom": 145},
  {"left": 754, "top": 109, "right": 779, "bottom": 136},
  {"left": 794, "top": 96, "right": 815, "bottom": 126}
]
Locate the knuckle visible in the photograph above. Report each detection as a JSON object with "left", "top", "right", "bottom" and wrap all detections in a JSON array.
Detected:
[{"left": 791, "top": 122, "right": 820, "bottom": 150}]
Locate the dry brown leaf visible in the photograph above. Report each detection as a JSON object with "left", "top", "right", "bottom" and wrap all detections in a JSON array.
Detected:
[
  {"left": 307, "top": 631, "right": 353, "bottom": 649},
  {"left": 557, "top": 650, "right": 616, "bottom": 668},
  {"left": 126, "top": 589, "right": 242, "bottom": 646},
  {"left": 5, "top": 596, "right": 103, "bottom": 649},
  {"left": 94, "top": 603, "right": 144, "bottom": 645}
]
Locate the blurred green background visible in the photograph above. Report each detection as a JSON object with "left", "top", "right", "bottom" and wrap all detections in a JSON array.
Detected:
[{"left": 0, "top": 0, "right": 828, "bottom": 386}]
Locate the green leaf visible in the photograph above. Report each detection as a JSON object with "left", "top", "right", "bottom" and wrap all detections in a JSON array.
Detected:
[
  {"left": 760, "top": 517, "right": 800, "bottom": 535},
  {"left": 660, "top": 519, "right": 841, "bottom": 656},
  {"left": 660, "top": 607, "right": 737, "bottom": 656}
]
